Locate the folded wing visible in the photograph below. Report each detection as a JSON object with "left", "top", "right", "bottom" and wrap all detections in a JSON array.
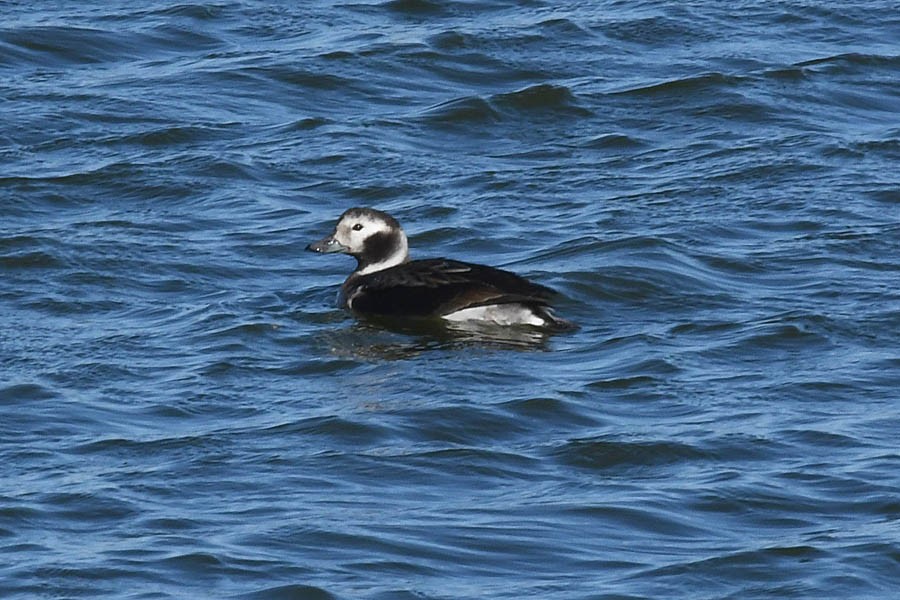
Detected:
[{"left": 346, "top": 259, "right": 557, "bottom": 317}]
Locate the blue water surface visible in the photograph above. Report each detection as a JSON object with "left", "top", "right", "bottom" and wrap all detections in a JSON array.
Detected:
[{"left": 2, "top": 1, "right": 899, "bottom": 598}]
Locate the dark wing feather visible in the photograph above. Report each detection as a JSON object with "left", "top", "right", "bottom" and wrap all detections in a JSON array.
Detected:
[{"left": 346, "top": 259, "right": 557, "bottom": 318}]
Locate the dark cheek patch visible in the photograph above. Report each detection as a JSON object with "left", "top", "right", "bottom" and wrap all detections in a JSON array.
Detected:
[{"left": 363, "top": 232, "right": 398, "bottom": 263}]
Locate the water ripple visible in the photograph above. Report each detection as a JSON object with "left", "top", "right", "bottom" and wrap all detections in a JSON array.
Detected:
[{"left": 3, "top": 1, "right": 899, "bottom": 599}]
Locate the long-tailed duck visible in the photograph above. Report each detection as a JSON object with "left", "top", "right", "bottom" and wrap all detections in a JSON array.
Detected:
[{"left": 307, "top": 207, "right": 575, "bottom": 330}]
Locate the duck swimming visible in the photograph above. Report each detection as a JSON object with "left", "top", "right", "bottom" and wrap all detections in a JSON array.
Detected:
[{"left": 307, "top": 207, "right": 574, "bottom": 330}]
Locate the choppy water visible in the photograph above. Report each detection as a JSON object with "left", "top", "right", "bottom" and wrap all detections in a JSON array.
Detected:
[{"left": 2, "top": 1, "right": 899, "bottom": 598}]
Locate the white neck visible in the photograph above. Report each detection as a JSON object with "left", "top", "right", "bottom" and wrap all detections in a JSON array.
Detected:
[{"left": 356, "top": 238, "right": 409, "bottom": 275}]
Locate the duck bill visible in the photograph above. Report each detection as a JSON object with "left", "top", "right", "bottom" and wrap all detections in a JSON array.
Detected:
[{"left": 306, "top": 234, "right": 349, "bottom": 254}]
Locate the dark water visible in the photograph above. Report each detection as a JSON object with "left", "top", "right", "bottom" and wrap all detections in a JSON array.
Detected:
[{"left": 2, "top": 1, "right": 899, "bottom": 598}]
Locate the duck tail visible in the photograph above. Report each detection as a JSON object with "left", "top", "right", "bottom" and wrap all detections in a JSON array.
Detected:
[{"left": 534, "top": 306, "right": 578, "bottom": 332}]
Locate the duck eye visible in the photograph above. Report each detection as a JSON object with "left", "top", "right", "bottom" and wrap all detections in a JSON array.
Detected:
[{"left": 352, "top": 223, "right": 364, "bottom": 231}]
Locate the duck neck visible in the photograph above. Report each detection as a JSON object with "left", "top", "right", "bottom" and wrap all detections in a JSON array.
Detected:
[{"left": 354, "top": 235, "right": 409, "bottom": 275}]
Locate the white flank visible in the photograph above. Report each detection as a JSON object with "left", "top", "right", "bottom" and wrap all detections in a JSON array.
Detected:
[{"left": 443, "top": 304, "right": 546, "bottom": 327}]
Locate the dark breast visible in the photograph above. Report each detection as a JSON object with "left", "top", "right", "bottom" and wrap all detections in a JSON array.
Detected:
[{"left": 341, "top": 259, "right": 556, "bottom": 318}]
